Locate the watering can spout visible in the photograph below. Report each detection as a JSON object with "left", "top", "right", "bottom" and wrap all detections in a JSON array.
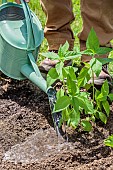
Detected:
[
  {"left": 21, "top": 64, "right": 47, "bottom": 93},
  {"left": 21, "top": 53, "right": 47, "bottom": 93}
]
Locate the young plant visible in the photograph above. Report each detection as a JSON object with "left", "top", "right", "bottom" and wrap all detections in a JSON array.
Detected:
[
  {"left": 104, "top": 135, "right": 113, "bottom": 148},
  {"left": 40, "top": 28, "right": 113, "bottom": 132}
]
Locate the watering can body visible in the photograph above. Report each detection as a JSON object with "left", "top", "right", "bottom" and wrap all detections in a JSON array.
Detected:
[
  {"left": 0, "top": 0, "right": 44, "bottom": 80},
  {"left": 0, "top": 0, "right": 65, "bottom": 137}
]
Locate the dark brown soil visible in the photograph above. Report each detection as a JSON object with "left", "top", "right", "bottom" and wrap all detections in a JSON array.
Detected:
[{"left": 0, "top": 74, "right": 113, "bottom": 170}]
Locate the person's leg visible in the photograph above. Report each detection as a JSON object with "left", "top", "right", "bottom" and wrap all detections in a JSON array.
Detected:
[
  {"left": 79, "top": 0, "right": 113, "bottom": 62},
  {"left": 40, "top": 0, "right": 75, "bottom": 51},
  {"left": 39, "top": 0, "right": 75, "bottom": 72},
  {"left": 79, "top": 0, "right": 113, "bottom": 84}
]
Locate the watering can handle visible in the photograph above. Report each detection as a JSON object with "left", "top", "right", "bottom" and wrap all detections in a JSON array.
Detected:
[
  {"left": 2, "top": 0, "right": 7, "bottom": 3},
  {"left": 20, "top": 0, "right": 35, "bottom": 51},
  {"left": 2, "top": 0, "right": 35, "bottom": 51}
]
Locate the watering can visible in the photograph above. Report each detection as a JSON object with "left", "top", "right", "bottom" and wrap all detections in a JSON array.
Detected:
[
  {"left": 0, "top": 0, "right": 66, "bottom": 138},
  {"left": 0, "top": 0, "right": 47, "bottom": 92}
]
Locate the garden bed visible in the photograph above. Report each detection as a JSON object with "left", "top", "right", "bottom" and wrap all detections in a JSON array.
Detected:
[{"left": 0, "top": 75, "right": 113, "bottom": 170}]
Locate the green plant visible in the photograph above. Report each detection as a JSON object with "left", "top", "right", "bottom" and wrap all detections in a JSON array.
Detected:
[
  {"left": 104, "top": 135, "right": 113, "bottom": 148},
  {"left": 40, "top": 28, "right": 113, "bottom": 132}
]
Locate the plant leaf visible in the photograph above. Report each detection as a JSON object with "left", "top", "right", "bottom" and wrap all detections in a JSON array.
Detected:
[
  {"left": 96, "top": 93, "right": 107, "bottom": 101},
  {"left": 70, "top": 110, "right": 80, "bottom": 128},
  {"left": 108, "top": 93, "right": 113, "bottom": 101},
  {"left": 47, "top": 68, "right": 59, "bottom": 87},
  {"left": 102, "top": 101, "right": 110, "bottom": 117},
  {"left": 56, "top": 88, "right": 64, "bottom": 100},
  {"left": 40, "top": 52, "right": 59, "bottom": 60},
  {"left": 58, "top": 41, "right": 69, "bottom": 58},
  {"left": 67, "top": 75, "right": 78, "bottom": 95},
  {"left": 101, "top": 80, "right": 109, "bottom": 96},
  {"left": 64, "top": 54, "right": 82, "bottom": 60},
  {"left": 104, "top": 135, "right": 113, "bottom": 148},
  {"left": 68, "top": 66, "right": 77, "bottom": 80},
  {"left": 90, "top": 58, "right": 102, "bottom": 77},
  {"left": 95, "top": 89, "right": 100, "bottom": 100},
  {"left": 71, "top": 97, "right": 79, "bottom": 113},
  {"left": 81, "top": 120, "right": 92, "bottom": 131},
  {"left": 86, "top": 28, "right": 99, "bottom": 52},
  {"left": 74, "top": 95, "right": 94, "bottom": 114},
  {"left": 82, "top": 49, "right": 94, "bottom": 56},
  {"left": 78, "top": 67, "right": 90, "bottom": 87},
  {"left": 62, "top": 108, "right": 70, "bottom": 121},
  {"left": 98, "top": 112, "right": 107, "bottom": 124},
  {"left": 62, "top": 66, "right": 77, "bottom": 80},
  {"left": 96, "top": 47, "right": 112, "bottom": 55},
  {"left": 65, "top": 50, "right": 78, "bottom": 57},
  {"left": 97, "top": 58, "right": 113, "bottom": 65},
  {"left": 54, "top": 96, "right": 71, "bottom": 112},
  {"left": 56, "top": 62, "right": 64, "bottom": 76}
]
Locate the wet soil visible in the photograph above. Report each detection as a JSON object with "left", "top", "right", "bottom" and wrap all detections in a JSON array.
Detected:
[{"left": 0, "top": 74, "right": 113, "bottom": 170}]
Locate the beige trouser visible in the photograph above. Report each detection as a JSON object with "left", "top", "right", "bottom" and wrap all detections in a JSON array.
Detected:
[
  {"left": 40, "top": 0, "right": 75, "bottom": 50},
  {"left": 40, "top": 0, "right": 113, "bottom": 60}
]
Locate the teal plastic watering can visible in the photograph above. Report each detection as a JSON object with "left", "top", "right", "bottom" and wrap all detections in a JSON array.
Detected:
[
  {"left": 0, "top": 0, "right": 47, "bottom": 92},
  {"left": 0, "top": 0, "right": 66, "bottom": 138}
]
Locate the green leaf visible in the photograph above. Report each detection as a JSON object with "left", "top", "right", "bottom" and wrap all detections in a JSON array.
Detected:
[
  {"left": 78, "top": 67, "right": 90, "bottom": 87},
  {"left": 97, "top": 58, "right": 113, "bottom": 65},
  {"left": 74, "top": 96, "right": 94, "bottom": 114},
  {"left": 91, "top": 115, "right": 96, "bottom": 122},
  {"left": 56, "top": 88, "right": 64, "bottom": 100},
  {"left": 70, "top": 110, "right": 80, "bottom": 128},
  {"left": 65, "top": 51, "right": 78, "bottom": 57},
  {"left": 98, "top": 112, "right": 107, "bottom": 124},
  {"left": 81, "top": 120, "right": 92, "bottom": 131},
  {"left": 61, "top": 41, "right": 69, "bottom": 53},
  {"left": 67, "top": 75, "right": 78, "bottom": 95},
  {"left": 62, "top": 66, "right": 77, "bottom": 80},
  {"left": 68, "top": 66, "right": 77, "bottom": 80},
  {"left": 108, "top": 93, "right": 113, "bottom": 101},
  {"left": 86, "top": 28, "right": 99, "bottom": 52},
  {"left": 62, "top": 108, "right": 70, "bottom": 121},
  {"left": 95, "top": 89, "right": 100, "bottom": 100},
  {"left": 74, "top": 96, "right": 86, "bottom": 110},
  {"left": 96, "top": 93, "right": 107, "bottom": 101},
  {"left": 58, "top": 41, "right": 69, "bottom": 58},
  {"left": 47, "top": 74, "right": 56, "bottom": 87},
  {"left": 71, "top": 97, "right": 79, "bottom": 113},
  {"left": 40, "top": 52, "right": 59, "bottom": 60},
  {"left": 47, "top": 67, "right": 59, "bottom": 79},
  {"left": 96, "top": 47, "right": 112, "bottom": 55},
  {"left": 90, "top": 58, "right": 102, "bottom": 77},
  {"left": 54, "top": 96, "right": 71, "bottom": 112},
  {"left": 104, "top": 135, "right": 113, "bottom": 148},
  {"left": 95, "top": 92, "right": 102, "bottom": 110},
  {"left": 82, "top": 49, "right": 94, "bottom": 56},
  {"left": 84, "top": 83, "right": 92, "bottom": 90},
  {"left": 47, "top": 68, "right": 59, "bottom": 87},
  {"left": 56, "top": 62, "right": 64, "bottom": 75},
  {"left": 102, "top": 101, "right": 110, "bottom": 117},
  {"left": 84, "top": 99, "right": 94, "bottom": 114},
  {"left": 64, "top": 54, "right": 82, "bottom": 60},
  {"left": 101, "top": 80, "right": 109, "bottom": 96}
]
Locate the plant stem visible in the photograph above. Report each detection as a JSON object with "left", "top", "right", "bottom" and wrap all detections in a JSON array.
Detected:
[
  {"left": 62, "top": 77, "right": 67, "bottom": 95},
  {"left": 92, "top": 69, "right": 95, "bottom": 105}
]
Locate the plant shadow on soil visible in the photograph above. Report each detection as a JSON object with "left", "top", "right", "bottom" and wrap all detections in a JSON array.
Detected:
[{"left": 0, "top": 74, "right": 113, "bottom": 170}]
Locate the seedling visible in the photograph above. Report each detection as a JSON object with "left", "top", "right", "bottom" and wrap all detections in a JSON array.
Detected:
[{"left": 41, "top": 28, "right": 113, "bottom": 132}]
